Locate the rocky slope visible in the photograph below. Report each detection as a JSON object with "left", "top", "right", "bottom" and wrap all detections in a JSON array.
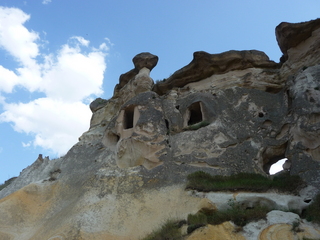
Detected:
[{"left": 0, "top": 18, "right": 320, "bottom": 240}]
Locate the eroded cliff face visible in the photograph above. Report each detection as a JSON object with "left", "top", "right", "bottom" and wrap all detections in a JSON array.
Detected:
[{"left": 0, "top": 19, "right": 320, "bottom": 240}]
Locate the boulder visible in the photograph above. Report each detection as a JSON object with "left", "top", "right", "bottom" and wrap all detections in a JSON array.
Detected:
[
  {"left": 133, "top": 52, "right": 159, "bottom": 71},
  {"left": 153, "top": 50, "right": 279, "bottom": 95},
  {"left": 89, "top": 97, "right": 108, "bottom": 113},
  {"left": 276, "top": 18, "right": 320, "bottom": 62}
]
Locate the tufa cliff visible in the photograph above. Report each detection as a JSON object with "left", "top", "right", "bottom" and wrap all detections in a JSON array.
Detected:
[{"left": 0, "top": 18, "right": 320, "bottom": 240}]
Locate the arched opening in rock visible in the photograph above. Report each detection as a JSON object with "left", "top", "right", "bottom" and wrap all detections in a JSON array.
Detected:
[
  {"left": 262, "top": 142, "right": 288, "bottom": 175},
  {"left": 187, "top": 101, "right": 203, "bottom": 126},
  {"left": 123, "top": 105, "right": 135, "bottom": 129},
  {"left": 269, "top": 158, "right": 287, "bottom": 175},
  {"left": 102, "top": 131, "right": 120, "bottom": 150},
  {"left": 108, "top": 132, "right": 120, "bottom": 144}
]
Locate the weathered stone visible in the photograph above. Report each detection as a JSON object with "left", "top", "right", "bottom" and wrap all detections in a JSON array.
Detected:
[
  {"left": 116, "top": 68, "right": 138, "bottom": 91},
  {"left": 153, "top": 50, "right": 280, "bottom": 95},
  {"left": 287, "top": 65, "right": 320, "bottom": 186},
  {"left": 186, "top": 222, "right": 246, "bottom": 240},
  {"left": 88, "top": 98, "right": 118, "bottom": 129},
  {"left": 242, "top": 209, "right": 320, "bottom": 239},
  {"left": 195, "top": 192, "right": 310, "bottom": 214},
  {"left": 113, "top": 67, "right": 154, "bottom": 102},
  {"left": 133, "top": 52, "right": 158, "bottom": 71},
  {"left": 102, "top": 91, "right": 167, "bottom": 170},
  {"left": 1, "top": 18, "right": 320, "bottom": 240},
  {"left": 276, "top": 18, "right": 320, "bottom": 62},
  {"left": 89, "top": 97, "right": 108, "bottom": 113},
  {"left": 114, "top": 52, "right": 158, "bottom": 94},
  {"left": 259, "top": 221, "right": 320, "bottom": 240},
  {"left": 280, "top": 27, "right": 320, "bottom": 80}
]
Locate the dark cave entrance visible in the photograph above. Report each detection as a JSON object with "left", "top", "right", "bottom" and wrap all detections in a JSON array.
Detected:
[
  {"left": 188, "top": 102, "right": 203, "bottom": 125},
  {"left": 123, "top": 105, "right": 135, "bottom": 129}
]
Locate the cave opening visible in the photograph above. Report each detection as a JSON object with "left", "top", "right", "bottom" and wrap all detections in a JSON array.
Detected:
[
  {"left": 188, "top": 101, "right": 203, "bottom": 125},
  {"left": 123, "top": 105, "right": 135, "bottom": 129},
  {"left": 269, "top": 158, "right": 288, "bottom": 175},
  {"left": 262, "top": 142, "right": 288, "bottom": 175}
]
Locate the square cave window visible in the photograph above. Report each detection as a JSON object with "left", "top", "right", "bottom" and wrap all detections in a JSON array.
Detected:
[
  {"left": 123, "top": 105, "right": 135, "bottom": 129},
  {"left": 188, "top": 101, "right": 203, "bottom": 125}
]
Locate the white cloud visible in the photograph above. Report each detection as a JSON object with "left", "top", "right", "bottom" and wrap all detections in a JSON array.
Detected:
[
  {"left": 39, "top": 43, "right": 105, "bottom": 101},
  {"left": 0, "top": 66, "right": 19, "bottom": 93},
  {"left": 1, "top": 98, "right": 91, "bottom": 155},
  {"left": 0, "top": 7, "right": 111, "bottom": 155},
  {"left": 104, "top": 37, "right": 114, "bottom": 46},
  {"left": 71, "top": 36, "right": 90, "bottom": 47},
  {"left": 42, "top": 0, "right": 52, "bottom": 4},
  {"left": 22, "top": 142, "right": 31, "bottom": 147},
  {"left": 0, "top": 7, "right": 39, "bottom": 67},
  {"left": 99, "top": 43, "right": 109, "bottom": 51}
]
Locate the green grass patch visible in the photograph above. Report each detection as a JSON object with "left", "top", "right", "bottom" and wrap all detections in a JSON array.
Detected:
[
  {"left": 305, "top": 193, "right": 320, "bottom": 224},
  {"left": 187, "top": 212, "right": 207, "bottom": 225},
  {"left": 184, "top": 121, "right": 210, "bottom": 131},
  {"left": 186, "top": 171, "right": 304, "bottom": 193},
  {"left": 141, "top": 219, "right": 183, "bottom": 240}
]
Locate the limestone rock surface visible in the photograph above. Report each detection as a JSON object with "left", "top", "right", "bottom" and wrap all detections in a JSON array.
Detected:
[
  {"left": 1, "top": 19, "right": 320, "bottom": 240},
  {"left": 153, "top": 50, "right": 279, "bottom": 95},
  {"left": 133, "top": 52, "right": 158, "bottom": 71},
  {"left": 186, "top": 222, "right": 246, "bottom": 240},
  {"left": 276, "top": 18, "right": 320, "bottom": 62},
  {"left": 114, "top": 52, "right": 158, "bottom": 95}
]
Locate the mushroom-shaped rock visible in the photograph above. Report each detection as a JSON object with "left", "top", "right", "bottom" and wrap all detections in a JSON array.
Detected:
[
  {"left": 133, "top": 52, "right": 159, "bottom": 71},
  {"left": 276, "top": 18, "right": 320, "bottom": 62},
  {"left": 115, "top": 52, "right": 158, "bottom": 93}
]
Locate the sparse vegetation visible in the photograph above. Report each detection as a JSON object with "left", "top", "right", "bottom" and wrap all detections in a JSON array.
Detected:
[
  {"left": 145, "top": 173, "right": 318, "bottom": 239},
  {"left": 187, "top": 212, "right": 207, "bottom": 225},
  {"left": 0, "top": 177, "right": 17, "bottom": 191},
  {"left": 187, "top": 212, "right": 207, "bottom": 234},
  {"left": 184, "top": 121, "right": 210, "bottom": 131},
  {"left": 187, "top": 199, "right": 270, "bottom": 228},
  {"left": 187, "top": 223, "right": 205, "bottom": 234},
  {"left": 49, "top": 168, "right": 61, "bottom": 181},
  {"left": 186, "top": 171, "right": 304, "bottom": 193},
  {"left": 291, "top": 219, "right": 303, "bottom": 233},
  {"left": 305, "top": 193, "right": 320, "bottom": 224},
  {"left": 0, "top": 182, "right": 9, "bottom": 191},
  {"left": 141, "top": 219, "right": 182, "bottom": 240}
]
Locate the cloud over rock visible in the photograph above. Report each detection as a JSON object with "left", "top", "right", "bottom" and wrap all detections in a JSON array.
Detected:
[{"left": 0, "top": 6, "right": 110, "bottom": 155}]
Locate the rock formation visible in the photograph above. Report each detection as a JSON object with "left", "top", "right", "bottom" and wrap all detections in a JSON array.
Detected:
[{"left": 0, "top": 18, "right": 320, "bottom": 240}]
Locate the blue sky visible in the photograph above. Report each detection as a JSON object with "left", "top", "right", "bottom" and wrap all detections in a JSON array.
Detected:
[{"left": 0, "top": 0, "right": 319, "bottom": 183}]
